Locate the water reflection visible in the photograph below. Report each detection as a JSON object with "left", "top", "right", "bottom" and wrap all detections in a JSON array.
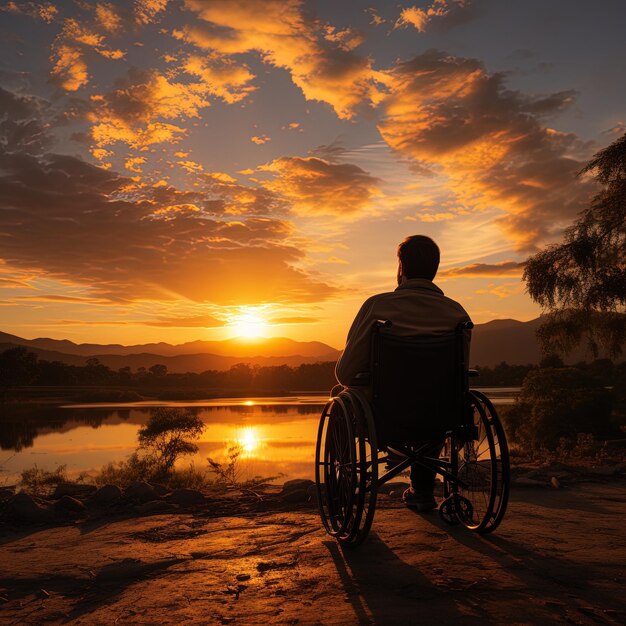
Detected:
[{"left": 0, "top": 390, "right": 517, "bottom": 483}]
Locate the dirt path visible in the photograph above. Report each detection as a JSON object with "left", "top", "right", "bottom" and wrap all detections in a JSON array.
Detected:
[{"left": 1, "top": 482, "right": 625, "bottom": 625}]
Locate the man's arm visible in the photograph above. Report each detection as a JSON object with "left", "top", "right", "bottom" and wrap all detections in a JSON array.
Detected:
[{"left": 335, "top": 297, "right": 376, "bottom": 386}]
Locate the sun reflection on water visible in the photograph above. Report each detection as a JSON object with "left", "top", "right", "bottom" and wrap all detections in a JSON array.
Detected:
[{"left": 237, "top": 426, "right": 260, "bottom": 456}]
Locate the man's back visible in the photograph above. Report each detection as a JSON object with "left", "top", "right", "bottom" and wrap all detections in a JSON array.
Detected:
[{"left": 335, "top": 278, "right": 470, "bottom": 386}]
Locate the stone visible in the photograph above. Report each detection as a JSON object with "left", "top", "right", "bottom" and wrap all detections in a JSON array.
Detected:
[
  {"left": 0, "top": 487, "right": 15, "bottom": 502},
  {"left": 93, "top": 484, "right": 122, "bottom": 505},
  {"left": 281, "top": 479, "right": 314, "bottom": 494},
  {"left": 550, "top": 476, "right": 561, "bottom": 489},
  {"left": 135, "top": 500, "right": 177, "bottom": 516},
  {"left": 7, "top": 492, "right": 56, "bottom": 524},
  {"left": 56, "top": 495, "right": 87, "bottom": 513},
  {"left": 281, "top": 489, "right": 308, "bottom": 503},
  {"left": 513, "top": 477, "right": 546, "bottom": 487},
  {"left": 167, "top": 488, "right": 205, "bottom": 507},
  {"left": 124, "top": 481, "right": 159, "bottom": 503},
  {"left": 149, "top": 483, "right": 169, "bottom": 496},
  {"left": 52, "top": 483, "right": 96, "bottom": 499},
  {"left": 585, "top": 465, "right": 618, "bottom": 477}
]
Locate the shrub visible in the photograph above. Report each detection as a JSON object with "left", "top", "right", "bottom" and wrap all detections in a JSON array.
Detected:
[
  {"left": 137, "top": 408, "right": 205, "bottom": 480},
  {"left": 20, "top": 464, "right": 68, "bottom": 496},
  {"left": 505, "top": 367, "right": 615, "bottom": 450}
]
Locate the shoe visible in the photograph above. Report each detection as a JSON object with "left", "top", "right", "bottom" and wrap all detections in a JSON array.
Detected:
[{"left": 402, "top": 487, "right": 437, "bottom": 512}]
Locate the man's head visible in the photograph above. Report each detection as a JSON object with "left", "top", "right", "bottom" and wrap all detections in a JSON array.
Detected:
[{"left": 397, "top": 235, "right": 440, "bottom": 283}]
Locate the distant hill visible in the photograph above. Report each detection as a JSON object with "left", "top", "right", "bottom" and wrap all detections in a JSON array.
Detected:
[
  {"left": 0, "top": 332, "right": 341, "bottom": 373},
  {"left": 0, "top": 318, "right": 616, "bottom": 372},
  {"left": 0, "top": 332, "right": 337, "bottom": 359}
]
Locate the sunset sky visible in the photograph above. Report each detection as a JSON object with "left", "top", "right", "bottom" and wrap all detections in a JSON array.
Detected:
[{"left": 1, "top": 0, "right": 624, "bottom": 348}]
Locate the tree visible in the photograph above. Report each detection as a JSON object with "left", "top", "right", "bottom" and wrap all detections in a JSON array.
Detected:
[
  {"left": 149, "top": 364, "right": 168, "bottom": 377},
  {"left": 524, "top": 133, "right": 626, "bottom": 357},
  {"left": 506, "top": 367, "right": 615, "bottom": 450},
  {"left": 137, "top": 408, "right": 205, "bottom": 478},
  {"left": 0, "top": 347, "right": 38, "bottom": 386}
]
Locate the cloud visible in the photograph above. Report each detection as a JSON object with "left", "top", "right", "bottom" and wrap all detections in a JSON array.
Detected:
[
  {"left": 135, "top": 0, "right": 169, "bottom": 25},
  {"left": 396, "top": 1, "right": 478, "bottom": 33},
  {"left": 476, "top": 282, "right": 523, "bottom": 299},
  {"left": 182, "top": 53, "right": 255, "bottom": 104},
  {"left": 0, "top": 87, "right": 338, "bottom": 306},
  {"left": 0, "top": 87, "right": 52, "bottom": 154},
  {"left": 378, "top": 50, "right": 594, "bottom": 250},
  {"left": 438, "top": 260, "right": 524, "bottom": 279},
  {"left": 145, "top": 315, "right": 226, "bottom": 327},
  {"left": 87, "top": 68, "right": 210, "bottom": 149},
  {"left": 258, "top": 156, "right": 380, "bottom": 216},
  {"left": 2, "top": 1, "right": 58, "bottom": 23},
  {"left": 50, "top": 44, "right": 89, "bottom": 91},
  {"left": 178, "top": 0, "right": 382, "bottom": 119},
  {"left": 251, "top": 135, "right": 270, "bottom": 145},
  {"left": 49, "top": 16, "right": 127, "bottom": 91},
  {"left": 270, "top": 316, "right": 320, "bottom": 324}
]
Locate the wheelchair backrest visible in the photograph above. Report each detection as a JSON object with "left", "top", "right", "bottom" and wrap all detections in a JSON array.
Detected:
[{"left": 371, "top": 323, "right": 470, "bottom": 446}]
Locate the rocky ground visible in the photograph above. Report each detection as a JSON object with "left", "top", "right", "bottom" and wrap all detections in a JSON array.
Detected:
[{"left": 0, "top": 475, "right": 625, "bottom": 625}]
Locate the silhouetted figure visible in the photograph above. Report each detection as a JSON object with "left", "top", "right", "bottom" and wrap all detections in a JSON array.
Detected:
[{"left": 335, "top": 235, "right": 471, "bottom": 510}]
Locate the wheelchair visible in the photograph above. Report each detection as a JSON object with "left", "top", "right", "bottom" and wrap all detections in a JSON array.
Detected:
[{"left": 315, "top": 320, "right": 510, "bottom": 547}]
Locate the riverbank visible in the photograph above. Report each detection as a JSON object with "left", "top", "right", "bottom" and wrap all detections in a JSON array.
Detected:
[{"left": 1, "top": 479, "right": 624, "bottom": 625}]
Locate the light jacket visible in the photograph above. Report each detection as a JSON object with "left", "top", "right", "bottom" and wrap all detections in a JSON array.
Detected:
[{"left": 335, "top": 278, "right": 471, "bottom": 386}]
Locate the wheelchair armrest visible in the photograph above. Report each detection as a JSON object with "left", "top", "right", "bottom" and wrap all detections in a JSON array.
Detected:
[{"left": 468, "top": 369, "right": 479, "bottom": 377}]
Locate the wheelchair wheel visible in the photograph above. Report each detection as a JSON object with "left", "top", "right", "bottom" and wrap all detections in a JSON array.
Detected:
[
  {"left": 468, "top": 390, "right": 510, "bottom": 533},
  {"left": 315, "top": 389, "right": 378, "bottom": 546},
  {"left": 446, "top": 390, "right": 510, "bottom": 533}
]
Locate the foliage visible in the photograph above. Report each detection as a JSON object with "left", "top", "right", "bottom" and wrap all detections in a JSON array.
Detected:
[
  {"left": 137, "top": 408, "right": 205, "bottom": 479},
  {"left": 0, "top": 347, "right": 337, "bottom": 391},
  {"left": 95, "top": 453, "right": 209, "bottom": 489},
  {"left": 207, "top": 444, "right": 281, "bottom": 489},
  {"left": 505, "top": 368, "right": 615, "bottom": 450},
  {"left": 207, "top": 444, "right": 244, "bottom": 487},
  {"left": 20, "top": 464, "right": 68, "bottom": 496},
  {"left": 524, "top": 133, "right": 626, "bottom": 357},
  {"left": 0, "top": 347, "right": 38, "bottom": 386}
]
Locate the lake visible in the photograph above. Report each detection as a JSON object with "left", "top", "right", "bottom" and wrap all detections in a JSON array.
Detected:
[{"left": 0, "top": 388, "right": 519, "bottom": 484}]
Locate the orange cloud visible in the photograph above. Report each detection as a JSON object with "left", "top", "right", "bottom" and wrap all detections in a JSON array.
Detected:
[
  {"left": 179, "top": 0, "right": 382, "bottom": 119},
  {"left": 50, "top": 44, "right": 88, "bottom": 91},
  {"left": 2, "top": 1, "right": 58, "bottom": 23},
  {"left": 87, "top": 69, "right": 210, "bottom": 149},
  {"left": 258, "top": 156, "right": 380, "bottom": 216},
  {"left": 378, "top": 50, "right": 593, "bottom": 249},
  {"left": 135, "top": 0, "right": 169, "bottom": 24},
  {"left": 0, "top": 87, "right": 338, "bottom": 307},
  {"left": 439, "top": 261, "right": 524, "bottom": 279},
  {"left": 145, "top": 314, "right": 226, "bottom": 327},
  {"left": 397, "top": 1, "right": 476, "bottom": 33},
  {"left": 183, "top": 54, "right": 255, "bottom": 104},
  {"left": 251, "top": 135, "right": 270, "bottom": 145}
]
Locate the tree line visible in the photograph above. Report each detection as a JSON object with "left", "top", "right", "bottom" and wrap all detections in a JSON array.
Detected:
[{"left": 1, "top": 345, "right": 624, "bottom": 392}]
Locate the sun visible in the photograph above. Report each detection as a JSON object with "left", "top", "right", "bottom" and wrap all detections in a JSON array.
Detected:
[{"left": 228, "top": 308, "right": 268, "bottom": 339}]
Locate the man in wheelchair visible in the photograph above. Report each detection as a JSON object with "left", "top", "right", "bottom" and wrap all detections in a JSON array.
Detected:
[{"left": 334, "top": 235, "right": 471, "bottom": 512}]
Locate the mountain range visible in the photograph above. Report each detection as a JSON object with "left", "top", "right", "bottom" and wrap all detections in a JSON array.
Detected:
[{"left": 0, "top": 318, "right": 608, "bottom": 372}]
